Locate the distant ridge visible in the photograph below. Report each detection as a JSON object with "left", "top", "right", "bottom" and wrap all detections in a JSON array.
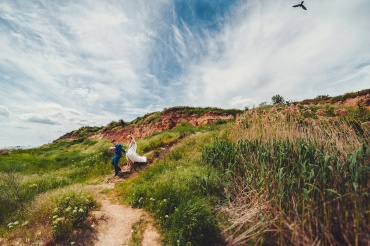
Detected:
[
  {"left": 54, "top": 107, "right": 242, "bottom": 143},
  {"left": 54, "top": 89, "right": 370, "bottom": 144}
]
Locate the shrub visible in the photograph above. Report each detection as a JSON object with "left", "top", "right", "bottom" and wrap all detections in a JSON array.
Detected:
[
  {"left": 27, "top": 186, "right": 97, "bottom": 243},
  {"left": 272, "top": 94, "right": 285, "bottom": 105},
  {"left": 0, "top": 149, "right": 10, "bottom": 156},
  {"left": 107, "top": 120, "right": 127, "bottom": 128},
  {"left": 0, "top": 172, "right": 27, "bottom": 224}
]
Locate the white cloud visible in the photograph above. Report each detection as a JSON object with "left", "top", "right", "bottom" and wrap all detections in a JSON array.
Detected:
[
  {"left": 182, "top": 0, "right": 370, "bottom": 108},
  {"left": 0, "top": 0, "right": 171, "bottom": 147},
  {"left": 0, "top": 0, "right": 369, "bottom": 148}
]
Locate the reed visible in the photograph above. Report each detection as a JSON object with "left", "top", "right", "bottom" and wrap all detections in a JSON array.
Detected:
[{"left": 203, "top": 105, "right": 370, "bottom": 245}]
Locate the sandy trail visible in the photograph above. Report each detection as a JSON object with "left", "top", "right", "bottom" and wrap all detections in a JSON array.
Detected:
[
  {"left": 91, "top": 198, "right": 142, "bottom": 246},
  {"left": 83, "top": 176, "right": 160, "bottom": 246}
]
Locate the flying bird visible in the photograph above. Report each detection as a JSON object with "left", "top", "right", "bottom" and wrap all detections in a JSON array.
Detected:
[{"left": 293, "top": 1, "right": 307, "bottom": 10}]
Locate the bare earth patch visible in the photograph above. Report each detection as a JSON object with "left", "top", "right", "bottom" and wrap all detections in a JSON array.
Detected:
[
  {"left": 79, "top": 176, "right": 160, "bottom": 246},
  {"left": 90, "top": 199, "right": 141, "bottom": 246}
]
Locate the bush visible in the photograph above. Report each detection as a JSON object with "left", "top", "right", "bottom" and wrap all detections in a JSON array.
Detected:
[
  {"left": 48, "top": 189, "right": 96, "bottom": 240},
  {"left": 0, "top": 172, "right": 27, "bottom": 224},
  {"left": 272, "top": 94, "right": 285, "bottom": 105},
  {"left": 32, "top": 187, "right": 97, "bottom": 242}
]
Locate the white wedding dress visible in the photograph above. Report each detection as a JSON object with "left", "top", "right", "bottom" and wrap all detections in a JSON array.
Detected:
[{"left": 126, "top": 140, "right": 147, "bottom": 163}]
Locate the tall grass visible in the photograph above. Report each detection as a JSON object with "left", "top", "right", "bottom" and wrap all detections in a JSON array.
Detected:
[{"left": 202, "top": 106, "right": 370, "bottom": 245}]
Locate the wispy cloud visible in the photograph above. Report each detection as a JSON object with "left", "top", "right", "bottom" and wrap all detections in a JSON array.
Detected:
[
  {"left": 0, "top": 0, "right": 369, "bottom": 148},
  {"left": 180, "top": 0, "right": 370, "bottom": 107}
]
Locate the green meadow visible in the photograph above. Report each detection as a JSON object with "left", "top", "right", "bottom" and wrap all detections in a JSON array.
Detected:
[
  {"left": 0, "top": 99, "right": 369, "bottom": 245},
  {"left": 0, "top": 138, "right": 112, "bottom": 243}
]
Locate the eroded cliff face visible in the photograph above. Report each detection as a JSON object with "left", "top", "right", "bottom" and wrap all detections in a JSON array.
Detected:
[{"left": 89, "top": 111, "right": 235, "bottom": 143}]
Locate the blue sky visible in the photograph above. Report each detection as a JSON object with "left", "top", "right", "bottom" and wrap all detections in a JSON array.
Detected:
[{"left": 1, "top": 0, "right": 369, "bottom": 148}]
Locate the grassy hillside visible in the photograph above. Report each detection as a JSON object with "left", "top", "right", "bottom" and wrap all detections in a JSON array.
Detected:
[
  {"left": 0, "top": 138, "right": 113, "bottom": 243},
  {"left": 0, "top": 92, "right": 369, "bottom": 245}
]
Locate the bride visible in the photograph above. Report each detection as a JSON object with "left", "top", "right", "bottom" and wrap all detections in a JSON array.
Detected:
[{"left": 126, "top": 135, "right": 146, "bottom": 169}]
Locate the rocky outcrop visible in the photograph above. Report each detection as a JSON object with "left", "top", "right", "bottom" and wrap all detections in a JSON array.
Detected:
[{"left": 89, "top": 111, "right": 235, "bottom": 143}]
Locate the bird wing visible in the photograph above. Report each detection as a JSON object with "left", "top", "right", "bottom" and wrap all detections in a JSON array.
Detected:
[
  {"left": 292, "top": 4, "right": 300, "bottom": 7},
  {"left": 302, "top": 5, "right": 307, "bottom": 10}
]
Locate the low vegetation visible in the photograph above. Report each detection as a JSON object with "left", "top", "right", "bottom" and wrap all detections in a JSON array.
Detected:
[{"left": 0, "top": 139, "right": 112, "bottom": 244}]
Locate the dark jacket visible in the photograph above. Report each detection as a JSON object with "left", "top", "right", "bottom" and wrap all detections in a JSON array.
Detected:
[{"left": 114, "top": 143, "right": 125, "bottom": 156}]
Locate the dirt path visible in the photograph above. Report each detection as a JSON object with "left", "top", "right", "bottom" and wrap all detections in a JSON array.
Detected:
[
  {"left": 91, "top": 198, "right": 142, "bottom": 246},
  {"left": 76, "top": 136, "right": 187, "bottom": 245},
  {"left": 81, "top": 174, "right": 161, "bottom": 246}
]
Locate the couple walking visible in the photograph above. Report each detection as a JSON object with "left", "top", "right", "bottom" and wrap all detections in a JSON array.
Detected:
[{"left": 110, "top": 135, "right": 146, "bottom": 175}]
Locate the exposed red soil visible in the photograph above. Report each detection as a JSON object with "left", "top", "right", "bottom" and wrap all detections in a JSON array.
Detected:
[{"left": 90, "top": 111, "right": 235, "bottom": 143}]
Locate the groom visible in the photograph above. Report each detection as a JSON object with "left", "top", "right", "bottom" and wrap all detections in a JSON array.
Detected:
[{"left": 110, "top": 139, "right": 125, "bottom": 176}]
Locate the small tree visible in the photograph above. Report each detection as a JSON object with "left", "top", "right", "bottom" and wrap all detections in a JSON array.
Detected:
[
  {"left": 272, "top": 94, "right": 285, "bottom": 105},
  {"left": 315, "top": 95, "right": 330, "bottom": 100},
  {"left": 118, "top": 119, "right": 126, "bottom": 127}
]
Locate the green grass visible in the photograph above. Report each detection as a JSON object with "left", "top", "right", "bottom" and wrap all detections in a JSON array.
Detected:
[
  {"left": 128, "top": 217, "right": 149, "bottom": 246},
  {"left": 0, "top": 139, "right": 113, "bottom": 233},
  {"left": 116, "top": 129, "right": 226, "bottom": 245},
  {"left": 13, "top": 186, "right": 97, "bottom": 245}
]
